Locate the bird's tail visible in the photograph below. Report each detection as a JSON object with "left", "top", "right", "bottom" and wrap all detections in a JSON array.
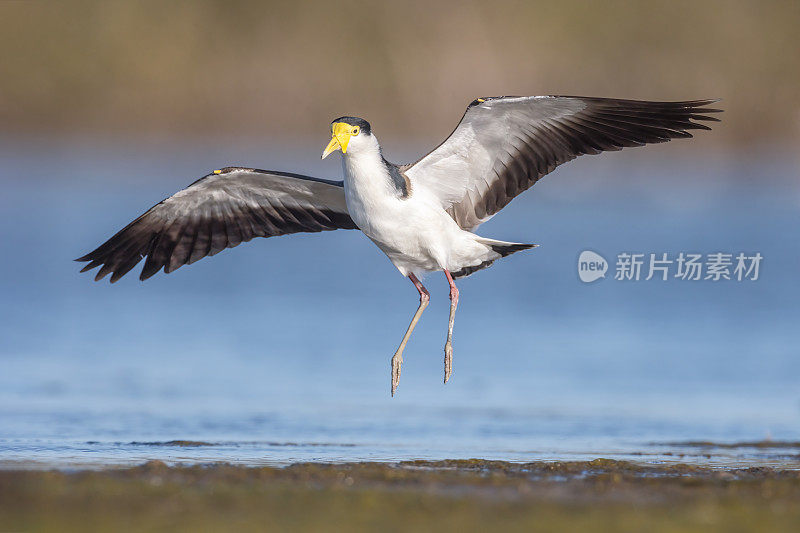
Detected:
[
  {"left": 481, "top": 238, "right": 538, "bottom": 258},
  {"left": 451, "top": 238, "right": 537, "bottom": 278}
]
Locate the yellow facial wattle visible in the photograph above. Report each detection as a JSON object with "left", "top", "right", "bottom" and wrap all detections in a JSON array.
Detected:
[{"left": 322, "top": 122, "right": 358, "bottom": 159}]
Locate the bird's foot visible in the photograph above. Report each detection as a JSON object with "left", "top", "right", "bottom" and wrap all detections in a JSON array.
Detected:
[
  {"left": 443, "top": 342, "right": 453, "bottom": 384},
  {"left": 391, "top": 352, "right": 403, "bottom": 396}
]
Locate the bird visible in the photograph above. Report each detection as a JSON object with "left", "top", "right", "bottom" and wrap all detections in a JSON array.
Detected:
[{"left": 77, "top": 95, "right": 721, "bottom": 395}]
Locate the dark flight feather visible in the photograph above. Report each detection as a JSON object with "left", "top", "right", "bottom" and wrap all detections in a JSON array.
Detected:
[
  {"left": 76, "top": 168, "right": 357, "bottom": 282},
  {"left": 405, "top": 96, "right": 722, "bottom": 230}
]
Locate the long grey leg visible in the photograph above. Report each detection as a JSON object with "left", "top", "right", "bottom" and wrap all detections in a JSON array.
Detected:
[
  {"left": 391, "top": 273, "right": 430, "bottom": 396},
  {"left": 443, "top": 270, "right": 459, "bottom": 384}
]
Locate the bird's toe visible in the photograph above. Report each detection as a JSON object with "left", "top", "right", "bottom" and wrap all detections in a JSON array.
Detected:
[{"left": 391, "top": 353, "right": 403, "bottom": 396}]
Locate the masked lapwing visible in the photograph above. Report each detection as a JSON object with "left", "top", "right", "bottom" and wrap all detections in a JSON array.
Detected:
[{"left": 77, "top": 95, "right": 721, "bottom": 395}]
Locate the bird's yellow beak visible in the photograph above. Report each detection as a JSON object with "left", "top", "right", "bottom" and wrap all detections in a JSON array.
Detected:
[{"left": 321, "top": 122, "right": 354, "bottom": 159}]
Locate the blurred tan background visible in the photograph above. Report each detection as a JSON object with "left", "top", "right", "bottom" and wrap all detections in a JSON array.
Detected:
[
  {"left": 1, "top": 0, "right": 799, "bottom": 149},
  {"left": 2, "top": 1, "right": 800, "bottom": 486}
]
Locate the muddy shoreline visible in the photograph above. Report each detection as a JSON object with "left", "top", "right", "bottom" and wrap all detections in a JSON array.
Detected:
[{"left": 2, "top": 458, "right": 799, "bottom": 532}]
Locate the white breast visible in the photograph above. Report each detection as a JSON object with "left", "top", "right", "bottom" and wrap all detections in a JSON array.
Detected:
[
  {"left": 341, "top": 146, "right": 397, "bottom": 236},
  {"left": 339, "top": 133, "right": 496, "bottom": 277}
]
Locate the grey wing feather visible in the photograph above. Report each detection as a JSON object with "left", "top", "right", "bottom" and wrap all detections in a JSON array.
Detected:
[
  {"left": 404, "top": 95, "right": 722, "bottom": 230},
  {"left": 76, "top": 167, "right": 357, "bottom": 282}
]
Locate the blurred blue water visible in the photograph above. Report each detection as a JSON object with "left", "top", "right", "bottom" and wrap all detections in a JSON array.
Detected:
[{"left": 1, "top": 140, "right": 799, "bottom": 468}]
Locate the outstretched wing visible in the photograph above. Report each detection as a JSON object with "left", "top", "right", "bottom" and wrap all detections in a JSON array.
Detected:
[
  {"left": 404, "top": 96, "right": 721, "bottom": 230},
  {"left": 77, "top": 167, "right": 357, "bottom": 283}
]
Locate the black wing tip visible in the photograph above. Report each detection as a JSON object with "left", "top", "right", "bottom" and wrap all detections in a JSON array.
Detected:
[
  {"left": 566, "top": 95, "right": 724, "bottom": 115},
  {"left": 77, "top": 262, "right": 150, "bottom": 283},
  {"left": 79, "top": 263, "right": 162, "bottom": 283},
  {"left": 79, "top": 262, "right": 99, "bottom": 274},
  {"left": 592, "top": 97, "right": 723, "bottom": 134},
  {"left": 75, "top": 251, "right": 107, "bottom": 280},
  {"left": 76, "top": 249, "right": 148, "bottom": 283},
  {"left": 138, "top": 267, "right": 161, "bottom": 282}
]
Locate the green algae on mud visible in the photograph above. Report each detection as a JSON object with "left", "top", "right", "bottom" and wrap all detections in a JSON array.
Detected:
[
  {"left": 2, "top": 459, "right": 800, "bottom": 533},
  {"left": 120, "top": 440, "right": 359, "bottom": 448},
  {"left": 127, "top": 440, "right": 217, "bottom": 447},
  {"left": 666, "top": 440, "right": 800, "bottom": 449}
]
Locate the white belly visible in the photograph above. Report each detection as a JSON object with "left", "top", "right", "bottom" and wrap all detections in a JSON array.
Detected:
[
  {"left": 345, "top": 182, "right": 490, "bottom": 276},
  {"left": 340, "top": 143, "right": 496, "bottom": 277}
]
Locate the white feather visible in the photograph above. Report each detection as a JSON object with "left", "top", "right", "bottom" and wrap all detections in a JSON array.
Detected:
[{"left": 340, "top": 132, "right": 513, "bottom": 277}]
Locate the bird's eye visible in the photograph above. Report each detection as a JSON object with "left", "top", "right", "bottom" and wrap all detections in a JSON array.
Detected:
[{"left": 352, "top": 127, "right": 359, "bottom": 135}]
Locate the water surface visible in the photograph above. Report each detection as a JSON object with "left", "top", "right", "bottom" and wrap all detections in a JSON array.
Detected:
[{"left": 1, "top": 141, "right": 798, "bottom": 469}]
